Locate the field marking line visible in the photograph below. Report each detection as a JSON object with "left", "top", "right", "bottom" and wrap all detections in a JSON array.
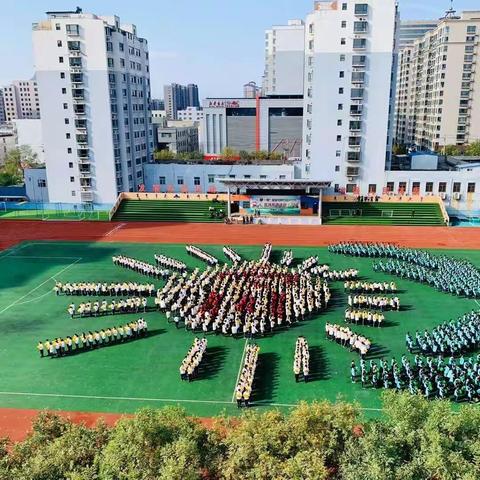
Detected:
[
  {"left": 104, "top": 223, "right": 126, "bottom": 237},
  {"left": 0, "top": 391, "right": 384, "bottom": 411},
  {"left": 2, "top": 256, "right": 82, "bottom": 260},
  {"left": 0, "top": 258, "right": 82, "bottom": 316},
  {"left": 0, "top": 391, "right": 233, "bottom": 406},
  {"left": 0, "top": 242, "right": 32, "bottom": 260},
  {"left": 16, "top": 290, "right": 53, "bottom": 306},
  {"left": 231, "top": 339, "right": 249, "bottom": 403}
]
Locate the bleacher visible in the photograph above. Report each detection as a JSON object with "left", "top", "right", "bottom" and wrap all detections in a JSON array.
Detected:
[
  {"left": 112, "top": 199, "right": 227, "bottom": 223},
  {"left": 322, "top": 202, "right": 445, "bottom": 226}
]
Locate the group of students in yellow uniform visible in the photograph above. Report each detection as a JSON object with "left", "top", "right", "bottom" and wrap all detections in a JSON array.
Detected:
[
  {"left": 36, "top": 318, "right": 148, "bottom": 358},
  {"left": 235, "top": 343, "right": 259, "bottom": 408},
  {"left": 67, "top": 297, "right": 149, "bottom": 318},
  {"left": 344, "top": 308, "right": 385, "bottom": 327},
  {"left": 54, "top": 281, "right": 156, "bottom": 297}
]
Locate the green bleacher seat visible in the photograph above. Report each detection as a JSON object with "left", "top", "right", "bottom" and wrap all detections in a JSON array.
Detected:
[
  {"left": 322, "top": 202, "right": 444, "bottom": 226},
  {"left": 112, "top": 199, "right": 227, "bottom": 223}
]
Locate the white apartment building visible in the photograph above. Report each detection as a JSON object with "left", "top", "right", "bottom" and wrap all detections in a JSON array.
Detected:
[
  {"left": 32, "top": 8, "right": 153, "bottom": 204},
  {"left": 177, "top": 106, "right": 204, "bottom": 122},
  {"left": 1, "top": 80, "right": 41, "bottom": 121},
  {"left": 398, "top": 20, "right": 438, "bottom": 49},
  {"left": 0, "top": 125, "right": 16, "bottom": 165},
  {"left": 395, "top": 11, "right": 480, "bottom": 150},
  {"left": 302, "top": 0, "right": 397, "bottom": 194},
  {"left": 263, "top": 20, "right": 305, "bottom": 96}
]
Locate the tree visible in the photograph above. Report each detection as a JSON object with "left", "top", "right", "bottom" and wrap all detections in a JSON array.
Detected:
[
  {"left": 0, "top": 146, "right": 40, "bottom": 186},
  {"left": 466, "top": 141, "right": 480, "bottom": 156},
  {"left": 98, "top": 407, "right": 212, "bottom": 480},
  {"left": 221, "top": 147, "right": 238, "bottom": 161},
  {"left": 442, "top": 144, "right": 462, "bottom": 156},
  {"left": 392, "top": 144, "right": 407, "bottom": 155},
  {"left": 154, "top": 149, "right": 175, "bottom": 161},
  {"left": 239, "top": 150, "right": 250, "bottom": 161}
]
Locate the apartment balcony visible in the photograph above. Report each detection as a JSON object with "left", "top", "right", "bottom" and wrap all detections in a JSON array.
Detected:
[
  {"left": 353, "top": 39, "right": 367, "bottom": 51},
  {"left": 348, "top": 138, "right": 362, "bottom": 149},
  {"left": 354, "top": 4, "right": 368, "bottom": 16},
  {"left": 346, "top": 167, "right": 360, "bottom": 178},
  {"left": 350, "top": 105, "right": 363, "bottom": 116},
  {"left": 80, "top": 189, "right": 94, "bottom": 202},
  {"left": 346, "top": 151, "right": 361, "bottom": 163},
  {"left": 79, "top": 171, "right": 92, "bottom": 179},
  {"left": 76, "top": 135, "right": 88, "bottom": 148},
  {"left": 66, "top": 25, "right": 80, "bottom": 37},
  {"left": 352, "top": 55, "right": 366, "bottom": 67},
  {"left": 70, "top": 67, "right": 82, "bottom": 74}
]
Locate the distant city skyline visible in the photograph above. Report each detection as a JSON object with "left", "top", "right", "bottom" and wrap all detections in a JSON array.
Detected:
[{"left": 0, "top": 0, "right": 478, "bottom": 99}]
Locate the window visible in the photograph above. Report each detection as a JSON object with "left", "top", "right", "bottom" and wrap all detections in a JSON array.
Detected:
[
  {"left": 59, "top": 56, "right": 64, "bottom": 63},
  {"left": 468, "top": 182, "right": 476, "bottom": 193},
  {"left": 337, "top": 119, "right": 342, "bottom": 126},
  {"left": 453, "top": 182, "right": 461, "bottom": 193},
  {"left": 55, "top": 23, "right": 61, "bottom": 30},
  {"left": 60, "top": 72, "right": 65, "bottom": 79},
  {"left": 339, "top": 71, "right": 345, "bottom": 78},
  {"left": 335, "top": 165, "right": 340, "bottom": 172},
  {"left": 355, "top": 4, "right": 369, "bottom": 15},
  {"left": 70, "top": 177, "right": 75, "bottom": 183},
  {"left": 353, "top": 38, "right": 367, "bottom": 49},
  {"left": 64, "top": 118, "right": 69, "bottom": 124},
  {"left": 62, "top": 88, "right": 67, "bottom": 94},
  {"left": 208, "top": 175, "right": 215, "bottom": 184},
  {"left": 37, "top": 179, "right": 46, "bottom": 188},
  {"left": 338, "top": 103, "right": 343, "bottom": 110},
  {"left": 68, "top": 162, "right": 73, "bottom": 168},
  {"left": 194, "top": 177, "right": 201, "bottom": 186},
  {"left": 368, "top": 184, "right": 377, "bottom": 194},
  {"left": 63, "top": 103, "right": 68, "bottom": 109},
  {"left": 341, "top": 20, "right": 347, "bottom": 28},
  {"left": 177, "top": 176, "right": 184, "bottom": 185},
  {"left": 354, "top": 21, "right": 368, "bottom": 33},
  {"left": 67, "top": 147, "right": 72, "bottom": 154},
  {"left": 66, "top": 133, "right": 70, "bottom": 139},
  {"left": 136, "top": 171, "right": 142, "bottom": 179},
  {"left": 336, "top": 135, "right": 342, "bottom": 142},
  {"left": 342, "top": 3, "right": 347, "bottom": 10},
  {"left": 339, "top": 87, "right": 344, "bottom": 94},
  {"left": 57, "top": 40, "right": 63, "bottom": 47},
  {"left": 107, "top": 58, "right": 114, "bottom": 68},
  {"left": 336, "top": 150, "right": 341, "bottom": 157},
  {"left": 425, "top": 182, "right": 433, "bottom": 193},
  {"left": 159, "top": 176, "right": 166, "bottom": 185},
  {"left": 279, "top": 175, "right": 286, "bottom": 180},
  {"left": 467, "top": 25, "right": 477, "bottom": 34},
  {"left": 438, "top": 182, "right": 447, "bottom": 193},
  {"left": 340, "top": 54, "right": 345, "bottom": 61},
  {"left": 340, "top": 37, "right": 346, "bottom": 45},
  {"left": 386, "top": 182, "right": 394, "bottom": 192}
]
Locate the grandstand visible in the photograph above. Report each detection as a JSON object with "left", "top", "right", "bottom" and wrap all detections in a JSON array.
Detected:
[
  {"left": 112, "top": 199, "right": 227, "bottom": 222},
  {"left": 322, "top": 202, "right": 445, "bottom": 226}
]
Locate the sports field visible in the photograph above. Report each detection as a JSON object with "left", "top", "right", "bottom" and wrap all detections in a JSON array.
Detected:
[{"left": 0, "top": 240, "right": 478, "bottom": 418}]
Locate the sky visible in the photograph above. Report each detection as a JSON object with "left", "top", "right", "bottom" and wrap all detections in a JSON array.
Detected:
[{"left": 1, "top": 0, "right": 479, "bottom": 99}]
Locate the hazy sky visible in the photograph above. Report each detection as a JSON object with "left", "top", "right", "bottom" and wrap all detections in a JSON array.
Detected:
[{"left": 1, "top": 0, "right": 478, "bottom": 99}]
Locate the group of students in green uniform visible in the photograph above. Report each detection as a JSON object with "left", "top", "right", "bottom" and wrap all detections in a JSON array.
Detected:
[
  {"left": 329, "top": 241, "right": 480, "bottom": 298},
  {"left": 36, "top": 318, "right": 148, "bottom": 358},
  {"left": 351, "top": 353, "right": 480, "bottom": 403}
]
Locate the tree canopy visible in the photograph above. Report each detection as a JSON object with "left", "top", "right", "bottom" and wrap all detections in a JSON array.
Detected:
[{"left": 1, "top": 394, "right": 479, "bottom": 479}]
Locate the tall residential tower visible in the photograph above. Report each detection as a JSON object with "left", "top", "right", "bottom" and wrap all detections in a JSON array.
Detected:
[
  {"left": 302, "top": 0, "right": 398, "bottom": 194},
  {"left": 33, "top": 8, "right": 153, "bottom": 204}
]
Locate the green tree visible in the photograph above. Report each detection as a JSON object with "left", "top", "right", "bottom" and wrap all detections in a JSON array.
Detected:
[
  {"left": 442, "top": 144, "right": 462, "bottom": 156},
  {"left": 154, "top": 149, "right": 175, "bottom": 161},
  {"left": 466, "top": 141, "right": 480, "bottom": 156},
  {"left": 221, "top": 147, "right": 238, "bottom": 161},
  {"left": 98, "top": 407, "right": 212, "bottom": 480},
  {"left": 239, "top": 150, "right": 250, "bottom": 161},
  {"left": 392, "top": 144, "right": 407, "bottom": 155},
  {"left": 0, "top": 146, "right": 39, "bottom": 186}
]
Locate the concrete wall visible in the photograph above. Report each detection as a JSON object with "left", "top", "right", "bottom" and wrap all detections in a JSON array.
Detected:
[
  {"left": 24, "top": 168, "right": 49, "bottom": 202},
  {"left": 14, "top": 119, "right": 45, "bottom": 164},
  {"left": 143, "top": 163, "right": 295, "bottom": 193}
]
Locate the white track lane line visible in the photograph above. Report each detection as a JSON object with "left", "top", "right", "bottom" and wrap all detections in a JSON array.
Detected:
[
  {"left": 104, "top": 223, "right": 126, "bottom": 237},
  {"left": 0, "top": 258, "right": 82, "bottom": 315}
]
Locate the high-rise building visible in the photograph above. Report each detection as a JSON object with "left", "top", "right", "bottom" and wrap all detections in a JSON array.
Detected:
[
  {"left": 398, "top": 20, "right": 438, "bottom": 49},
  {"left": 243, "top": 81, "right": 260, "bottom": 98},
  {"left": 187, "top": 84, "right": 200, "bottom": 108},
  {"left": 394, "top": 10, "right": 480, "bottom": 150},
  {"left": 150, "top": 98, "right": 164, "bottom": 111},
  {"left": 32, "top": 8, "right": 153, "bottom": 204},
  {"left": 0, "top": 90, "right": 5, "bottom": 123},
  {"left": 1, "top": 80, "right": 41, "bottom": 121},
  {"left": 302, "top": 0, "right": 398, "bottom": 195},
  {"left": 263, "top": 19, "right": 305, "bottom": 96},
  {"left": 164, "top": 83, "right": 200, "bottom": 119}
]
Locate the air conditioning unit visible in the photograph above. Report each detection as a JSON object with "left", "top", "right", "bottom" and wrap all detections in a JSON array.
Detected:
[
  {"left": 453, "top": 192, "right": 462, "bottom": 201},
  {"left": 439, "top": 192, "right": 447, "bottom": 200}
]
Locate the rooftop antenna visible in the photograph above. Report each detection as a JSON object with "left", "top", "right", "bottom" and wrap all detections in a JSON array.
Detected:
[{"left": 442, "top": 0, "right": 460, "bottom": 19}]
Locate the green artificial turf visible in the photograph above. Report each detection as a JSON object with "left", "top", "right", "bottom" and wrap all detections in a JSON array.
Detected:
[
  {"left": 0, "top": 240, "right": 478, "bottom": 418},
  {"left": 0, "top": 210, "right": 110, "bottom": 221}
]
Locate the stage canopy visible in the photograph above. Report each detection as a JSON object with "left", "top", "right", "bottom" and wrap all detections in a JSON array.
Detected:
[{"left": 219, "top": 178, "right": 331, "bottom": 193}]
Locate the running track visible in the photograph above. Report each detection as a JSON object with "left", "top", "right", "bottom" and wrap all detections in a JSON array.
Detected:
[{"left": 0, "top": 218, "right": 479, "bottom": 441}]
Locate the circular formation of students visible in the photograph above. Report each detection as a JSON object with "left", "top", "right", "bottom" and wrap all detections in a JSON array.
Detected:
[{"left": 39, "top": 241, "right": 480, "bottom": 405}]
